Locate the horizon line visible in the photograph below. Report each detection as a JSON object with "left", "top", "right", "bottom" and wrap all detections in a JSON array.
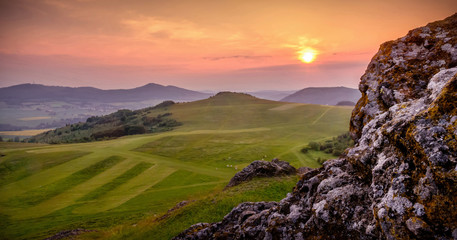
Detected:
[{"left": 0, "top": 82, "right": 359, "bottom": 92}]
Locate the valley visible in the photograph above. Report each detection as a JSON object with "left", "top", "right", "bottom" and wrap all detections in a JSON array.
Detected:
[{"left": 0, "top": 93, "right": 352, "bottom": 239}]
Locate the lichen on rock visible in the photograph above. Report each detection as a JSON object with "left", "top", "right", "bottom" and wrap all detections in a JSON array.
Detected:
[
  {"left": 173, "top": 14, "right": 457, "bottom": 240},
  {"left": 225, "top": 158, "right": 296, "bottom": 188}
]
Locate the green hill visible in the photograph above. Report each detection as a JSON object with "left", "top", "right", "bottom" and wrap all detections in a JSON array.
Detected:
[
  {"left": 28, "top": 101, "right": 181, "bottom": 143},
  {"left": 0, "top": 92, "right": 353, "bottom": 239}
]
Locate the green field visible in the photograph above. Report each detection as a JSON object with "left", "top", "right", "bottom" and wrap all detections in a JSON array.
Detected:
[{"left": 0, "top": 93, "right": 352, "bottom": 239}]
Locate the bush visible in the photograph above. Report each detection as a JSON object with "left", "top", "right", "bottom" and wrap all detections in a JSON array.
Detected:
[
  {"left": 332, "top": 149, "right": 343, "bottom": 156},
  {"left": 153, "top": 101, "right": 175, "bottom": 109},
  {"left": 308, "top": 142, "right": 319, "bottom": 150},
  {"left": 320, "top": 141, "right": 333, "bottom": 151},
  {"left": 316, "top": 157, "right": 326, "bottom": 164},
  {"left": 303, "top": 132, "right": 355, "bottom": 157},
  {"left": 125, "top": 125, "right": 146, "bottom": 135},
  {"left": 91, "top": 128, "right": 126, "bottom": 140}
]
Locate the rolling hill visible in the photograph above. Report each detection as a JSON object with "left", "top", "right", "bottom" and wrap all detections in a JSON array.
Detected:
[
  {"left": 27, "top": 101, "right": 181, "bottom": 143},
  {"left": 280, "top": 86, "right": 360, "bottom": 105},
  {"left": 0, "top": 92, "right": 353, "bottom": 239}
]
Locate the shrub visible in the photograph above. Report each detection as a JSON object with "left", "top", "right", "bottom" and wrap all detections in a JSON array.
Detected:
[
  {"left": 125, "top": 125, "right": 146, "bottom": 135},
  {"left": 316, "top": 157, "right": 326, "bottom": 164},
  {"left": 308, "top": 142, "right": 319, "bottom": 150},
  {"left": 303, "top": 132, "right": 355, "bottom": 157},
  {"left": 332, "top": 149, "right": 343, "bottom": 156}
]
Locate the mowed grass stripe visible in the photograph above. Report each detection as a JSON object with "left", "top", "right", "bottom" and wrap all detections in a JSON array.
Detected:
[
  {"left": 0, "top": 151, "right": 90, "bottom": 187},
  {"left": 5, "top": 156, "right": 124, "bottom": 208},
  {"left": 0, "top": 152, "right": 106, "bottom": 200},
  {"left": 8, "top": 158, "right": 140, "bottom": 219},
  {"left": 112, "top": 182, "right": 223, "bottom": 217},
  {"left": 78, "top": 162, "right": 153, "bottom": 202},
  {"left": 73, "top": 165, "right": 175, "bottom": 214}
]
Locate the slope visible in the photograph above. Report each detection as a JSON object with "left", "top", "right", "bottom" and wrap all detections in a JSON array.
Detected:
[{"left": 27, "top": 101, "right": 181, "bottom": 143}]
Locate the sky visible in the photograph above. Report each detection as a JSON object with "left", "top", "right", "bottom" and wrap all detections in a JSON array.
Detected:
[{"left": 0, "top": 0, "right": 456, "bottom": 91}]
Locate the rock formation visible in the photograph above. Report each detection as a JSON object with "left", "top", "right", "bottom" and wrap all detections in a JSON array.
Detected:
[
  {"left": 225, "top": 158, "right": 297, "bottom": 188},
  {"left": 44, "top": 229, "right": 96, "bottom": 240},
  {"left": 174, "top": 14, "right": 457, "bottom": 240}
]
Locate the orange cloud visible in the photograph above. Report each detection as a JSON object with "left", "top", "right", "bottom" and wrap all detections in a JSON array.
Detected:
[
  {"left": 0, "top": 0, "right": 455, "bottom": 90},
  {"left": 122, "top": 17, "right": 209, "bottom": 41}
]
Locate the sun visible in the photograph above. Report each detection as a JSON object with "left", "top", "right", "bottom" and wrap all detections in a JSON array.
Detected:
[
  {"left": 299, "top": 48, "right": 318, "bottom": 63},
  {"left": 301, "top": 52, "right": 315, "bottom": 63}
]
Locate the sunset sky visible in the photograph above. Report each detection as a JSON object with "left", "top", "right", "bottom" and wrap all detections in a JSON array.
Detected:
[{"left": 0, "top": 0, "right": 456, "bottom": 91}]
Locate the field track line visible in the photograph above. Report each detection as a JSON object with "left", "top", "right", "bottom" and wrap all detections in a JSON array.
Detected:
[
  {"left": 312, "top": 107, "right": 333, "bottom": 125},
  {"left": 148, "top": 180, "right": 227, "bottom": 192},
  {"left": 292, "top": 151, "right": 307, "bottom": 166},
  {"left": 269, "top": 103, "right": 302, "bottom": 111},
  {"left": 124, "top": 151, "right": 234, "bottom": 179}
]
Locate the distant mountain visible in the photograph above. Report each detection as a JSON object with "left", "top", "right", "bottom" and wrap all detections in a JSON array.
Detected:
[
  {"left": 280, "top": 87, "right": 360, "bottom": 105},
  {"left": 247, "top": 90, "right": 296, "bottom": 101},
  {"left": 0, "top": 83, "right": 211, "bottom": 104}
]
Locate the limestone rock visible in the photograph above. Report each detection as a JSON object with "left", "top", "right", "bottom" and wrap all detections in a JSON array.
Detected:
[
  {"left": 44, "top": 228, "right": 96, "bottom": 240},
  {"left": 225, "top": 158, "right": 297, "bottom": 188},
  {"left": 174, "top": 13, "right": 457, "bottom": 240}
]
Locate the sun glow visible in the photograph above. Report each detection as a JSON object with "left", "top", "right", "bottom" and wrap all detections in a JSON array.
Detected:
[{"left": 299, "top": 48, "right": 318, "bottom": 63}]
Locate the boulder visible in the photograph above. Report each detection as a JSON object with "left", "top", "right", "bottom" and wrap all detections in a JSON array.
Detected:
[{"left": 225, "top": 158, "right": 296, "bottom": 188}]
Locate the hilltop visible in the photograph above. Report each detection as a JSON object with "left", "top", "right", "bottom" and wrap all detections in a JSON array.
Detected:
[
  {"left": 191, "top": 92, "right": 275, "bottom": 105},
  {"left": 281, "top": 86, "right": 360, "bottom": 105}
]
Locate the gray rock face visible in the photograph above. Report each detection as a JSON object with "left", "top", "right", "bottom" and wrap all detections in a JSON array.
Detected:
[
  {"left": 225, "top": 158, "right": 297, "bottom": 188},
  {"left": 173, "top": 14, "right": 457, "bottom": 240},
  {"left": 44, "top": 229, "right": 96, "bottom": 240}
]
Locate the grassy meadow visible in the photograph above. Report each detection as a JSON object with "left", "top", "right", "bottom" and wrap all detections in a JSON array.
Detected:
[{"left": 0, "top": 93, "right": 352, "bottom": 239}]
